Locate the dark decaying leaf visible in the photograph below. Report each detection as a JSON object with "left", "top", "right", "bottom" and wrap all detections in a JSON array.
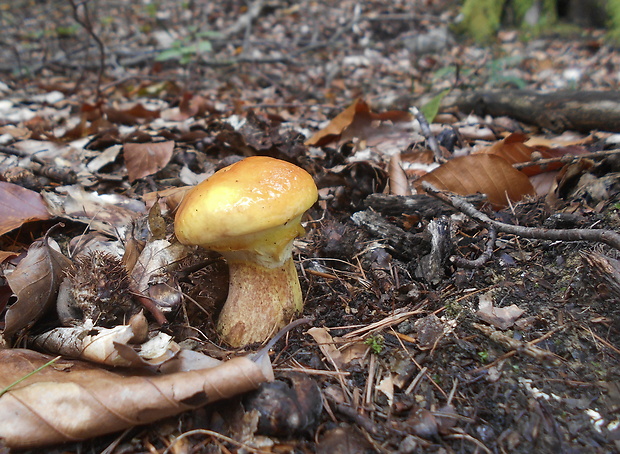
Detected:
[
  {"left": 243, "top": 373, "right": 323, "bottom": 437},
  {"left": 416, "top": 154, "right": 535, "bottom": 207},
  {"left": 0, "top": 181, "right": 51, "bottom": 236},
  {"left": 124, "top": 140, "right": 175, "bottom": 182},
  {"left": 3, "top": 238, "right": 72, "bottom": 338},
  {"left": 316, "top": 425, "right": 374, "bottom": 454}
]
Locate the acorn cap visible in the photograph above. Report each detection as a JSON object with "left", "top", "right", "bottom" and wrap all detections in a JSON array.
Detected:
[{"left": 175, "top": 156, "right": 317, "bottom": 253}]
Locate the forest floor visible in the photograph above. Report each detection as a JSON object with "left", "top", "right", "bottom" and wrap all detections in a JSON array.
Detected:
[{"left": 1, "top": 0, "right": 620, "bottom": 453}]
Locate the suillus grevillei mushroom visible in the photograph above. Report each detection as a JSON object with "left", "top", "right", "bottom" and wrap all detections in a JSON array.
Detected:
[{"left": 175, "top": 156, "right": 318, "bottom": 347}]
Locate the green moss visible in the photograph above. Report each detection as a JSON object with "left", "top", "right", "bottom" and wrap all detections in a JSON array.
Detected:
[
  {"left": 455, "top": 0, "right": 559, "bottom": 42},
  {"left": 607, "top": 0, "right": 620, "bottom": 43},
  {"left": 454, "top": 0, "right": 505, "bottom": 43}
]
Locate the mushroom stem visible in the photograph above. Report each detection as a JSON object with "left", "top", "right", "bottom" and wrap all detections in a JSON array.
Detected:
[{"left": 217, "top": 256, "right": 303, "bottom": 347}]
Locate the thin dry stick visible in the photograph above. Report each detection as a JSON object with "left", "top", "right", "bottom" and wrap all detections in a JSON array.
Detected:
[
  {"left": 410, "top": 106, "right": 445, "bottom": 163},
  {"left": 162, "top": 429, "right": 273, "bottom": 454},
  {"left": 67, "top": 0, "right": 105, "bottom": 100},
  {"left": 514, "top": 148, "right": 620, "bottom": 170},
  {"left": 422, "top": 182, "right": 620, "bottom": 250}
]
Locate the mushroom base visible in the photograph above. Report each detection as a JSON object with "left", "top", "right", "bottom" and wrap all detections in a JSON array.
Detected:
[{"left": 217, "top": 257, "right": 303, "bottom": 347}]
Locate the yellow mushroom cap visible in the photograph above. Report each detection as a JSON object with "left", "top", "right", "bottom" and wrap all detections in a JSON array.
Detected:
[{"left": 174, "top": 156, "right": 318, "bottom": 256}]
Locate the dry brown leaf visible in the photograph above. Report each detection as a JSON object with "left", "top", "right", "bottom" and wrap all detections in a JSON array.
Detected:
[
  {"left": 104, "top": 103, "right": 160, "bottom": 125},
  {"left": 142, "top": 186, "right": 193, "bottom": 213},
  {"left": 0, "top": 181, "right": 51, "bottom": 236},
  {"left": 476, "top": 292, "right": 524, "bottom": 330},
  {"left": 305, "top": 99, "right": 411, "bottom": 147},
  {"left": 0, "top": 349, "right": 273, "bottom": 449},
  {"left": 477, "top": 132, "right": 565, "bottom": 176},
  {"left": 124, "top": 140, "right": 175, "bottom": 182},
  {"left": 416, "top": 154, "right": 535, "bottom": 207},
  {"left": 4, "top": 238, "right": 72, "bottom": 338}
]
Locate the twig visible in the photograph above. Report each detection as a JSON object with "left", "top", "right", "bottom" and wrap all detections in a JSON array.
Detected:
[
  {"left": 473, "top": 323, "right": 561, "bottom": 365},
  {"left": 513, "top": 147, "right": 620, "bottom": 170},
  {"left": 422, "top": 182, "right": 620, "bottom": 251},
  {"left": 451, "top": 227, "right": 497, "bottom": 269},
  {"left": 410, "top": 106, "right": 444, "bottom": 163},
  {"left": 163, "top": 429, "right": 273, "bottom": 454},
  {"left": 67, "top": 0, "right": 106, "bottom": 100}
]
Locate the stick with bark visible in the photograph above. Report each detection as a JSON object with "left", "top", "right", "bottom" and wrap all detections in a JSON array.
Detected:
[{"left": 422, "top": 183, "right": 620, "bottom": 251}]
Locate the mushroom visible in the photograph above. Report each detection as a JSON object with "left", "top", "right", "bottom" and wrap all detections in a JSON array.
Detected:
[{"left": 174, "top": 156, "right": 318, "bottom": 347}]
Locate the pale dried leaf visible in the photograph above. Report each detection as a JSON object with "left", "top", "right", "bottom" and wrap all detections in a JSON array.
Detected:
[
  {"left": 4, "top": 239, "right": 71, "bottom": 337},
  {"left": 86, "top": 144, "right": 122, "bottom": 173},
  {"left": 377, "top": 374, "right": 394, "bottom": 407},
  {"left": 158, "top": 349, "right": 222, "bottom": 373},
  {"left": 0, "top": 349, "right": 273, "bottom": 449},
  {"left": 52, "top": 185, "right": 145, "bottom": 236},
  {"left": 29, "top": 312, "right": 169, "bottom": 367},
  {"left": 124, "top": 140, "right": 175, "bottom": 182},
  {"left": 0, "top": 181, "right": 51, "bottom": 236},
  {"left": 476, "top": 293, "right": 524, "bottom": 330},
  {"left": 130, "top": 239, "right": 187, "bottom": 294},
  {"left": 307, "top": 327, "right": 344, "bottom": 369},
  {"left": 388, "top": 153, "right": 412, "bottom": 196}
]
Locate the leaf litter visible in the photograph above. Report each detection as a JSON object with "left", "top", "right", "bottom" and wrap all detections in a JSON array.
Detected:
[{"left": 0, "top": 0, "right": 620, "bottom": 452}]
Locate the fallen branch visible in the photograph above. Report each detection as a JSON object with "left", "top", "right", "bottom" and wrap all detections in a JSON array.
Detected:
[
  {"left": 451, "top": 227, "right": 497, "bottom": 269},
  {"left": 514, "top": 147, "right": 620, "bottom": 170},
  {"left": 472, "top": 323, "right": 561, "bottom": 365},
  {"left": 410, "top": 106, "right": 444, "bottom": 163},
  {"left": 415, "top": 89, "right": 620, "bottom": 133},
  {"left": 422, "top": 183, "right": 620, "bottom": 251}
]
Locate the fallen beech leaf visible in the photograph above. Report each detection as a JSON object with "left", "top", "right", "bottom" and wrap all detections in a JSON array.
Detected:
[
  {"left": 476, "top": 293, "right": 524, "bottom": 330},
  {"left": 416, "top": 154, "right": 535, "bottom": 207},
  {"left": 104, "top": 103, "right": 160, "bottom": 125},
  {"left": 4, "top": 238, "right": 71, "bottom": 338},
  {"left": 124, "top": 140, "right": 175, "bottom": 182},
  {"left": 0, "top": 349, "right": 273, "bottom": 449},
  {"left": 477, "top": 132, "right": 564, "bottom": 176},
  {"left": 305, "top": 99, "right": 411, "bottom": 147},
  {"left": 0, "top": 181, "right": 51, "bottom": 236}
]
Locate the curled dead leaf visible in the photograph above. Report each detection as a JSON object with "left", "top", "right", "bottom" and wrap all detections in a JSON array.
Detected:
[
  {"left": 4, "top": 238, "right": 71, "bottom": 338},
  {"left": 0, "top": 349, "right": 273, "bottom": 449},
  {"left": 476, "top": 292, "right": 524, "bottom": 330},
  {"left": 305, "top": 99, "right": 411, "bottom": 147}
]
